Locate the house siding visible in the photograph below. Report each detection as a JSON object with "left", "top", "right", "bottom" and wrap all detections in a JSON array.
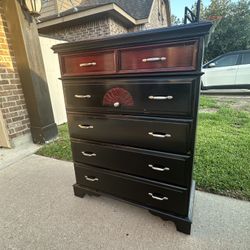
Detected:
[
  {"left": 40, "top": 0, "right": 57, "bottom": 18},
  {"left": 146, "top": 0, "right": 168, "bottom": 29},
  {"left": 41, "top": 0, "right": 81, "bottom": 17},
  {"left": 0, "top": 3, "right": 30, "bottom": 140},
  {"left": 109, "top": 17, "right": 128, "bottom": 35},
  {"left": 130, "top": 0, "right": 168, "bottom": 32}
]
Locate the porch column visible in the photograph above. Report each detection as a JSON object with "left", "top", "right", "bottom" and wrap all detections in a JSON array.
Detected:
[{"left": 2, "top": 0, "right": 58, "bottom": 143}]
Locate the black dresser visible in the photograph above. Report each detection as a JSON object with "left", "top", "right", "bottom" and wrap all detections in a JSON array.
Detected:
[{"left": 53, "top": 22, "right": 212, "bottom": 234}]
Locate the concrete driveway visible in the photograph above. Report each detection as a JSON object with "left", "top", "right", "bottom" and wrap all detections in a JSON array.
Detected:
[{"left": 0, "top": 155, "right": 249, "bottom": 250}]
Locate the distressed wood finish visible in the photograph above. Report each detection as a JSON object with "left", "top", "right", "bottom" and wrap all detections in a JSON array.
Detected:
[{"left": 53, "top": 22, "right": 212, "bottom": 235}]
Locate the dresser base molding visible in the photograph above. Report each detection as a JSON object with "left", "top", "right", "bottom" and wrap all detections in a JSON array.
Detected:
[{"left": 73, "top": 181, "right": 195, "bottom": 235}]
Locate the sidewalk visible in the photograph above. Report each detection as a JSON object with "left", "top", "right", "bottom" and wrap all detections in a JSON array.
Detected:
[{"left": 0, "top": 155, "right": 249, "bottom": 250}]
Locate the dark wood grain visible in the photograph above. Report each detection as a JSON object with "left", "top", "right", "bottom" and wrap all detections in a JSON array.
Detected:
[
  {"left": 119, "top": 41, "right": 198, "bottom": 73},
  {"left": 52, "top": 22, "right": 212, "bottom": 54},
  {"left": 61, "top": 51, "right": 116, "bottom": 76}
]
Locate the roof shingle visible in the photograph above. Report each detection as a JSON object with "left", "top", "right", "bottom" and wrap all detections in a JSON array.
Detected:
[{"left": 77, "top": 0, "right": 154, "bottom": 20}]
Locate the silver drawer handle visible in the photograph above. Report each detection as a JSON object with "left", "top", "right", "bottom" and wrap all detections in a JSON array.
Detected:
[
  {"left": 142, "top": 57, "right": 166, "bottom": 63},
  {"left": 148, "top": 95, "right": 173, "bottom": 100},
  {"left": 80, "top": 62, "right": 96, "bottom": 67},
  {"left": 74, "top": 94, "right": 91, "bottom": 99},
  {"left": 148, "top": 132, "right": 171, "bottom": 138},
  {"left": 148, "top": 193, "right": 168, "bottom": 201},
  {"left": 148, "top": 164, "right": 170, "bottom": 172},
  {"left": 114, "top": 102, "right": 120, "bottom": 107},
  {"left": 78, "top": 124, "right": 94, "bottom": 129},
  {"left": 82, "top": 152, "right": 96, "bottom": 157},
  {"left": 84, "top": 176, "right": 99, "bottom": 182}
]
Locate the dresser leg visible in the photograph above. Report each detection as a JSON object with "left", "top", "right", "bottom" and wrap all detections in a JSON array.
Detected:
[
  {"left": 148, "top": 210, "right": 192, "bottom": 235},
  {"left": 148, "top": 210, "right": 168, "bottom": 221},
  {"left": 73, "top": 184, "right": 86, "bottom": 198},
  {"left": 175, "top": 221, "right": 192, "bottom": 235},
  {"left": 73, "top": 184, "right": 101, "bottom": 198}
]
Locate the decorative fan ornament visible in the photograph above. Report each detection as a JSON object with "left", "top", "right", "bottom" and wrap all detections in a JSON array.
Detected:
[{"left": 103, "top": 87, "right": 134, "bottom": 107}]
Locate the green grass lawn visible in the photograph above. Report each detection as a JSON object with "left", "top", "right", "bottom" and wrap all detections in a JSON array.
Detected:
[{"left": 36, "top": 96, "right": 250, "bottom": 200}]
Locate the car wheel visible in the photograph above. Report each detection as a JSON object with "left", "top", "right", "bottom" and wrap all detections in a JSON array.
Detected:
[{"left": 201, "top": 81, "right": 207, "bottom": 90}]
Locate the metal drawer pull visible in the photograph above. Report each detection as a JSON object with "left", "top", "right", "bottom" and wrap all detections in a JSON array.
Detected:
[
  {"left": 148, "top": 164, "right": 170, "bottom": 172},
  {"left": 82, "top": 152, "right": 96, "bottom": 157},
  {"left": 114, "top": 102, "right": 120, "bottom": 107},
  {"left": 148, "top": 132, "right": 171, "bottom": 138},
  {"left": 142, "top": 57, "right": 166, "bottom": 63},
  {"left": 80, "top": 62, "right": 97, "bottom": 67},
  {"left": 148, "top": 193, "right": 168, "bottom": 201},
  {"left": 74, "top": 94, "right": 91, "bottom": 99},
  {"left": 84, "top": 176, "right": 99, "bottom": 182},
  {"left": 78, "top": 124, "right": 94, "bottom": 129},
  {"left": 148, "top": 95, "right": 173, "bottom": 100}
]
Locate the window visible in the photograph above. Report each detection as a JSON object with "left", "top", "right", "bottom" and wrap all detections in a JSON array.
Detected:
[
  {"left": 214, "top": 54, "right": 238, "bottom": 67},
  {"left": 241, "top": 53, "right": 250, "bottom": 65}
]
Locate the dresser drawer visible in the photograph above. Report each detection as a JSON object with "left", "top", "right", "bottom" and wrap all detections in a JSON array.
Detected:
[
  {"left": 119, "top": 41, "right": 198, "bottom": 73},
  {"left": 60, "top": 51, "right": 115, "bottom": 76},
  {"left": 72, "top": 140, "right": 190, "bottom": 186},
  {"left": 68, "top": 114, "right": 191, "bottom": 154},
  {"left": 63, "top": 77, "right": 195, "bottom": 116},
  {"left": 74, "top": 164, "right": 189, "bottom": 216}
]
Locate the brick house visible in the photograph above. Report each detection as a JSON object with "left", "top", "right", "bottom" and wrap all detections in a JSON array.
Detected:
[
  {"left": 0, "top": 1, "right": 57, "bottom": 149},
  {"left": 38, "top": 0, "right": 171, "bottom": 41},
  {"left": 0, "top": 4, "right": 30, "bottom": 148}
]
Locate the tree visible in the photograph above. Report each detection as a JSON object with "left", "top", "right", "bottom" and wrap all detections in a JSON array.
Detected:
[
  {"left": 171, "top": 15, "right": 181, "bottom": 25},
  {"left": 203, "top": 0, "right": 250, "bottom": 61}
]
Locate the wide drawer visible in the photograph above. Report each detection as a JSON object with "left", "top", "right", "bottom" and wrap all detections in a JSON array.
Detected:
[
  {"left": 63, "top": 77, "right": 195, "bottom": 117},
  {"left": 68, "top": 114, "right": 192, "bottom": 154},
  {"left": 74, "top": 163, "right": 189, "bottom": 216},
  {"left": 72, "top": 140, "right": 190, "bottom": 187},
  {"left": 119, "top": 41, "right": 198, "bottom": 73},
  {"left": 60, "top": 51, "right": 115, "bottom": 76}
]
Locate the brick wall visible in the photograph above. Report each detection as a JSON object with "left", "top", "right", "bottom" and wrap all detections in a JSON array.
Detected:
[
  {"left": 109, "top": 17, "right": 128, "bottom": 35},
  {"left": 0, "top": 3, "right": 30, "bottom": 140},
  {"left": 45, "top": 16, "right": 111, "bottom": 41}
]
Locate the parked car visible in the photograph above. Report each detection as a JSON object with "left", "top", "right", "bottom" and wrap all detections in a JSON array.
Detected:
[{"left": 201, "top": 50, "right": 250, "bottom": 89}]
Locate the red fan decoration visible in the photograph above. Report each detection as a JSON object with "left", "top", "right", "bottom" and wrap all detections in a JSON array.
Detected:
[{"left": 103, "top": 87, "right": 134, "bottom": 107}]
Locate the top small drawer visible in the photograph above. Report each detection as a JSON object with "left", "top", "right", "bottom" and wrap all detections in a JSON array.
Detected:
[
  {"left": 60, "top": 51, "right": 116, "bottom": 76},
  {"left": 119, "top": 41, "right": 198, "bottom": 73}
]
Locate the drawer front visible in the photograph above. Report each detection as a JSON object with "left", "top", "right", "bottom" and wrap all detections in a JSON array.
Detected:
[
  {"left": 72, "top": 140, "right": 190, "bottom": 187},
  {"left": 60, "top": 51, "right": 115, "bottom": 76},
  {"left": 119, "top": 41, "right": 198, "bottom": 73},
  {"left": 68, "top": 114, "right": 191, "bottom": 154},
  {"left": 74, "top": 164, "right": 189, "bottom": 216},
  {"left": 63, "top": 78, "right": 194, "bottom": 116}
]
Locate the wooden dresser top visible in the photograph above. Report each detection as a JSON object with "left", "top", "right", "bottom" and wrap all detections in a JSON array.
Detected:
[{"left": 52, "top": 22, "right": 212, "bottom": 54}]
